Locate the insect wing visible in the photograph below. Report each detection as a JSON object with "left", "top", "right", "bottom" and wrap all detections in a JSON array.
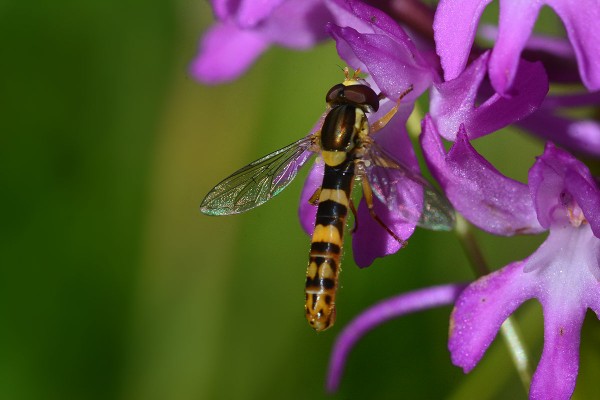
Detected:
[
  {"left": 200, "top": 136, "right": 316, "bottom": 215},
  {"left": 363, "top": 143, "right": 455, "bottom": 231}
]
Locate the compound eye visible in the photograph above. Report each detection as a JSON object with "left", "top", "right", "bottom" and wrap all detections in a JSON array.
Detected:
[
  {"left": 325, "top": 83, "right": 345, "bottom": 103},
  {"left": 343, "top": 85, "right": 379, "bottom": 112}
]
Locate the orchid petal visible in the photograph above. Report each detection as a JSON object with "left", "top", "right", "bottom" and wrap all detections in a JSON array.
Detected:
[
  {"left": 190, "top": 21, "right": 268, "bottom": 84},
  {"left": 566, "top": 170, "right": 600, "bottom": 238},
  {"left": 433, "top": 0, "right": 492, "bottom": 82},
  {"left": 421, "top": 116, "right": 543, "bottom": 235},
  {"left": 327, "top": 283, "right": 466, "bottom": 392},
  {"left": 518, "top": 92, "right": 600, "bottom": 157},
  {"left": 529, "top": 143, "right": 597, "bottom": 230},
  {"left": 234, "top": 0, "right": 285, "bottom": 27},
  {"left": 549, "top": 0, "right": 600, "bottom": 91},
  {"left": 489, "top": 1, "right": 542, "bottom": 94},
  {"left": 529, "top": 305, "right": 585, "bottom": 400},
  {"left": 212, "top": 0, "right": 239, "bottom": 21},
  {"left": 430, "top": 52, "right": 548, "bottom": 140},
  {"left": 449, "top": 261, "right": 533, "bottom": 372},
  {"left": 263, "top": 0, "right": 333, "bottom": 48}
]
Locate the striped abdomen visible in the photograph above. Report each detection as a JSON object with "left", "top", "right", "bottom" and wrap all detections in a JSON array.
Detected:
[{"left": 305, "top": 158, "right": 355, "bottom": 331}]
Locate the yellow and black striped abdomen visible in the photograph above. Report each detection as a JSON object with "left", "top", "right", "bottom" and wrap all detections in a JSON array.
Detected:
[{"left": 305, "top": 158, "right": 355, "bottom": 331}]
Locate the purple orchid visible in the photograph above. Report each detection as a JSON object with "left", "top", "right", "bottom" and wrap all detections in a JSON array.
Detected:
[
  {"left": 421, "top": 116, "right": 600, "bottom": 399},
  {"left": 299, "top": 0, "right": 440, "bottom": 267},
  {"left": 434, "top": 0, "right": 600, "bottom": 93},
  {"left": 190, "top": 0, "right": 333, "bottom": 84}
]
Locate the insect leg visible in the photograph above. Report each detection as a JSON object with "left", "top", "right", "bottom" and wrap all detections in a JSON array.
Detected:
[
  {"left": 361, "top": 176, "right": 408, "bottom": 247},
  {"left": 308, "top": 188, "right": 321, "bottom": 206},
  {"left": 349, "top": 199, "right": 359, "bottom": 234},
  {"left": 371, "top": 85, "right": 414, "bottom": 134}
]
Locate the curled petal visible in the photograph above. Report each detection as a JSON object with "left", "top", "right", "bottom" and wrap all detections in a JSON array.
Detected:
[
  {"left": 327, "top": 283, "right": 467, "bottom": 392},
  {"left": 449, "top": 261, "right": 534, "bottom": 372},
  {"left": 566, "top": 169, "right": 600, "bottom": 238},
  {"left": 420, "top": 116, "right": 543, "bottom": 235},
  {"left": 190, "top": 22, "right": 268, "bottom": 84},
  {"left": 298, "top": 161, "right": 323, "bottom": 236},
  {"left": 430, "top": 52, "right": 548, "bottom": 140},
  {"left": 529, "top": 143, "right": 598, "bottom": 230}
]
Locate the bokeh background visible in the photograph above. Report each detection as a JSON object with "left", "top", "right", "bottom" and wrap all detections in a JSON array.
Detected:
[{"left": 2, "top": 1, "right": 600, "bottom": 399}]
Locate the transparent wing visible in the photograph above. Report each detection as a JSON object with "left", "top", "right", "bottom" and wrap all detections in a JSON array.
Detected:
[
  {"left": 200, "top": 136, "right": 316, "bottom": 216},
  {"left": 363, "top": 142, "right": 455, "bottom": 231}
]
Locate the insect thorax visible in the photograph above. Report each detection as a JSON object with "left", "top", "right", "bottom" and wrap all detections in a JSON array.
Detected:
[{"left": 320, "top": 104, "right": 368, "bottom": 154}]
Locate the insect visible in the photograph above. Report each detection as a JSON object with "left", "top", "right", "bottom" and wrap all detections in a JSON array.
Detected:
[{"left": 200, "top": 68, "right": 455, "bottom": 332}]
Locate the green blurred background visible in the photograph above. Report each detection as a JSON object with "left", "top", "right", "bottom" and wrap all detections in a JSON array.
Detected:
[{"left": 2, "top": 1, "right": 600, "bottom": 399}]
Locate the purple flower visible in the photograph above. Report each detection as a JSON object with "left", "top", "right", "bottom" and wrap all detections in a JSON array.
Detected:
[
  {"left": 299, "top": 0, "right": 439, "bottom": 267},
  {"left": 434, "top": 0, "right": 600, "bottom": 93},
  {"left": 190, "top": 0, "right": 333, "bottom": 84},
  {"left": 422, "top": 118, "right": 600, "bottom": 399}
]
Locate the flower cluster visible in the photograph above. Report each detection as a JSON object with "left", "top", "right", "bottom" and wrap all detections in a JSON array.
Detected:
[{"left": 194, "top": 0, "right": 600, "bottom": 398}]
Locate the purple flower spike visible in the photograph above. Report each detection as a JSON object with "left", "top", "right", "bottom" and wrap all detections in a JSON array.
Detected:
[
  {"left": 327, "top": 283, "right": 467, "bottom": 392},
  {"left": 420, "top": 116, "right": 543, "bottom": 235},
  {"left": 191, "top": 0, "right": 333, "bottom": 84},
  {"left": 434, "top": 0, "right": 600, "bottom": 93},
  {"left": 430, "top": 51, "right": 548, "bottom": 140},
  {"left": 448, "top": 143, "right": 600, "bottom": 399}
]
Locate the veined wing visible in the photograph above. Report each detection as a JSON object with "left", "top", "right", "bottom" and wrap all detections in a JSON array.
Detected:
[
  {"left": 363, "top": 142, "right": 455, "bottom": 231},
  {"left": 200, "top": 136, "right": 316, "bottom": 216}
]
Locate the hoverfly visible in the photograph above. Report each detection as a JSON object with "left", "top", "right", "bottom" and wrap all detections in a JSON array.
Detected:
[{"left": 200, "top": 68, "right": 455, "bottom": 332}]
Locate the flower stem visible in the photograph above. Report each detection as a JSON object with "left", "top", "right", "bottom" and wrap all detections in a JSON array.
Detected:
[{"left": 454, "top": 214, "right": 533, "bottom": 391}]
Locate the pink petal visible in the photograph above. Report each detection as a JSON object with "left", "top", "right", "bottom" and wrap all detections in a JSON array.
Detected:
[
  {"left": 189, "top": 21, "right": 268, "bottom": 84},
  {"left": 549, "top": 0, "right": 600, "bottom": 91},
  {"left": 420, "top": 116, "right": 543, "bottom": 235},
  {"left": 430, "top": 52, "right": 548, "bottom": 140},
  {"left": 538, "top": 92, "right": 600, "bottom": 157},
  {"left": 488, "top": 1, "right": 543, "bottom": 94},
  {"left": 566, "top": 169, "right": 600, "bottom": 238},
  {"left": 433, "top": 0, "right": 492, "bottom": 81},
  {"left": 234, "top": 0, "right": 285, "bottom": 27},
  {"left": 262, "top": 0, "right": 332, "bottom": 48},
  {"left": 328, "top": 283, "right": 466, "bottom": 392},
  {"left": 529, "top": 306, "right": 585, "bottom": 400},
  {"left": 528, "top": 143, "right": 596, "bottom": 230},
  {"left": 449, "top": 261, "right": 534, "bottom": 371}
]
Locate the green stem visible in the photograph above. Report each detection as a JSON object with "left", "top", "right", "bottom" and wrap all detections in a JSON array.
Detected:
[{"left": 454, "top": 214, "right": 533, "bottom": 391}]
